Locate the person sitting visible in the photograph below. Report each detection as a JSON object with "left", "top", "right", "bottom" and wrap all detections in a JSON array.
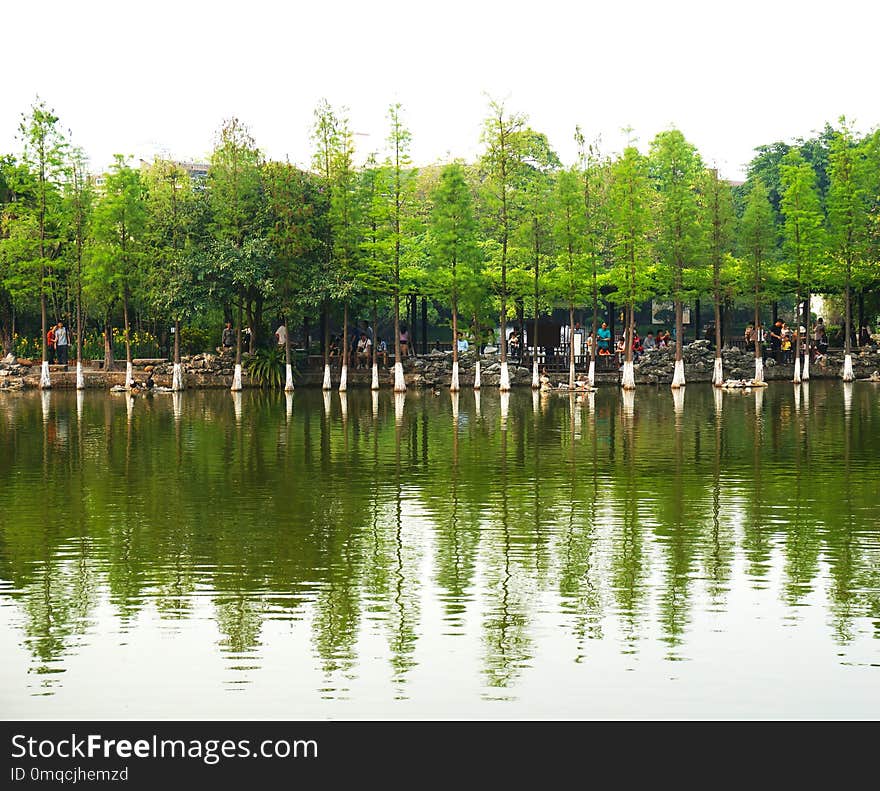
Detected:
[
  {"left": 643, "top": 331, "right": 655, "bottom": 350},
  {"left": 356, "top": 334, "right": 372, "bottom": 369},
  {"left": 377, "top": 338, "right": 389, "bottom": 368},
  {"left": 328, "top": 335, "right": 340, "bottom": 365},
  {"left": 456, "top": 331, "right": 469, "bottom": 354}
]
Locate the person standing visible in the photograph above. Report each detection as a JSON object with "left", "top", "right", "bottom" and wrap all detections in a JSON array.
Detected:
[
  {"left": 54, "top": 320, "right": 69, "bottom": 365},
  {"left": 813, "top": 318, "right": 827, "bottom": 353},
  {"left": 221, "top": 321, "right": 235, "bottom": 352},
  {"left": 46, "top": 324, "right": 56, "bottom": 365},
  {"left": 597, "top": 322, "right": 611, "bottom": 355}
]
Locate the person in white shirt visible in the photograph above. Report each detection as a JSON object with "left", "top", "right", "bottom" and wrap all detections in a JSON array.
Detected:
[
  {"left": 274, "top": 323, "right": 288, "bottom": 348},
  {"left": 356, "top": 334, "right": 372, "bottom": 368}
]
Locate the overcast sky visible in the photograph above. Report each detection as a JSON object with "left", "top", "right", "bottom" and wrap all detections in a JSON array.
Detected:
[{"left": 3, "top": 0, "right": 878, "bottom": 179}]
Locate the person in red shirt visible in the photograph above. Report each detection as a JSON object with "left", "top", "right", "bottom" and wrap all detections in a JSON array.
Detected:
[{"left": 46, "top": 326, "right": 56, "bottom": 364}]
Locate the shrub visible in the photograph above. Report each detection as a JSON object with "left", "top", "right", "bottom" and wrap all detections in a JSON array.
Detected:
[{"left": 243, "top": 346, "right": 289, "bottom": 388}]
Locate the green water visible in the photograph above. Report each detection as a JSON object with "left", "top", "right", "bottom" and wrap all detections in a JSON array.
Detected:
[{"left": 1, "top": 383, "right": 878, "bottom": 719}]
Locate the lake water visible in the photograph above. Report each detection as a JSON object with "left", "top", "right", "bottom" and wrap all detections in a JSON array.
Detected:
[{"left": 1, "top": 382, "right": 878, "bottom": 719}]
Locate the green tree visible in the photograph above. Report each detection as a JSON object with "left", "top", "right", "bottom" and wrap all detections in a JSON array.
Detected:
[
  {"left": 827, "top": 120, "right": 870, "bottom": 379},
  {"left": 737, "top": 180, "right": 777, "bottom": 381},
  {"left": 428, "top": 162, "right": 480, "bottom": 390},
  {"left": 209, "top": 117, "right": 266, "bottom": 383},
  {"left": 699, "top": 167, "right": 735, "bottom": 385},
  {"left": 649, "top": 129, "right": 703, "bottom": 387},
  {"left": 608, "top": 145, "right": 654, "bottom": 389},
  {"left": 779, "top": 149, "right": 826, "bottom": 382},
  {"left": 63, "top": 146, "right": 93, "bottom": 384},
  {"left": 480, "top": 99, "right": 527, "bottom": 390},
  {"left": 91, "top": 155, "right": 147, "bottom": 383},
  {"left": 10, "top": 100, "right": 68, "bottom": 385},
  {"left": 549, "top": 167, "right": 589, "bottom": 388}
]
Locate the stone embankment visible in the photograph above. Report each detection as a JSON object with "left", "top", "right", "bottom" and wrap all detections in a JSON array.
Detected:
[{"left": 2, "top": 343, "right": 879, "bottom": 390}]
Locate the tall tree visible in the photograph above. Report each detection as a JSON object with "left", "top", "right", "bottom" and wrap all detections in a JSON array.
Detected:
[
  {"left": 738, "top": 180, "right": 777, "bottom": 383},
  {"left": 91, "top": 155, "right": 147, "bottom": 388},
  {"left": 650, "top": 129, "right": 703, "bottom": 388},
  {"left": 827, "top": 121, "right": 870, "bottom": 381},
  {"left": 16, "top": 100, "right": 68, "bottom": 387},
  {"left": 429, "top": 162, "right": 480, "bottom": 392},
  {"left": 480, "top": 99, "right": 527, "bottom": 391},
  {"left": 209, "top": 117, "right": 265, "bottom": 389},
  {"left": 550, "top": 168, "right": 589, "bottom": 388},
  {"left": 64, "top": 146, "right": 93, "bottom": 389},
  {"left": 385, "top": 103, "right": 415, "bottom": 393},
  {"left": 700, "top": 168, "right": 735, "bottom": 385},
  {"left": 608, "top": 145, "right": 654, "bottom": 390},
  {"left": 779, "top": 150, "right": 826, "bottom": 383}
]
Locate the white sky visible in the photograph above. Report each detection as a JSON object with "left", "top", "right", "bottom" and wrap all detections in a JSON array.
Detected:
[{"left": 3, "top": 0, "right": 878, "bottom": 180}]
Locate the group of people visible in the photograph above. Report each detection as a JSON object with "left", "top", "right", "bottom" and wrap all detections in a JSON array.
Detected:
[{"left": 45, "top": 320, "right": 70, "bottom": 365}]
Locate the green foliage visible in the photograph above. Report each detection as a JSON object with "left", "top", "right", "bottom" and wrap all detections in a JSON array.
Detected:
[{"left": 243, "top": 345, "right": 286, "bottom": 388}]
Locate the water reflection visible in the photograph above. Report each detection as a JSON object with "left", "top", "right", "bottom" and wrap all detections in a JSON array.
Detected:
[{"left": 0, "top": 384, "right": 878, "bottom": 715}]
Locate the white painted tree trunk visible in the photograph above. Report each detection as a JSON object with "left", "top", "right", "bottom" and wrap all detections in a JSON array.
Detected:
[
  {"left": 450, "top": 360, "right": 460, "bottom": 392},
  {"left": 754, "top": 357, "right": 764, "bottom": 384},
  {"left": 531, "top": 360, "right": 539, "bottom": 390},
  {"left": 126, "top": 361, "right": 133, "bottom": 390},
  {"left": 842, "top": 354, "right": 854, "bottom": 382},
  {"left": 393, "top": 361, "right": 406, "bottom": 392},
  {"left": 499, "top": 361, "right": 511, "bottom": 392},
  {"left": 802, "top": 354, "right": 810, "bottom": 381},
  {"left": 712, "top": 357, "right": 724, "bottom": 387},
  {"left": 40, "top": 360, "right": 51, "bottom": 389},
  {"left": 75, "top": 360, "right": 85, "bottom": 390},
  {"left": 231, "top": 363, "right": 243, "bottom": 391},
  {"left": 172, "top": 362, "right": 184, "bottom": 391},
  {"left": 473, "top": 360, "right": 481, "bottom": 390},
  {"left": 588, "top": 359, "right": 595, "bottom": 387},
  {"left": 371, "top": 363, "right": 379, "bottom": 391},
  {"left": 568, "top": 361, "right": 575, "bottom": 390},
  {"left": 672, "top": 386, "right": 685, "bottom": 415},
  {"left": 671, "top": 359, "right": 686, "bottom": 388},
  {"left": 284, "top": 363, "right": 295, "bottom": 392},
  {"left": 793, "top": 357, "right": 801, "bottom": 384},
  {"left": 339, "top": 364, "right": 348, "bottom": 392},
  {"left": 232, "top": 391, "right": 242, "bottom": 422},
  {"left": 621, "top": 359, "right": 636, "bottom": 390},
  {"left": 500, "top": 391, "right": 510, "bottom": 426},
  {"left": 322, "top": 364, "right": 331, "bottom": 391}
]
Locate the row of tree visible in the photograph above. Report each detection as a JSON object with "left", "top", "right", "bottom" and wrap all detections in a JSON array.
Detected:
[{"left": 1, "top": 99, "right": 878, "bottom": 392}]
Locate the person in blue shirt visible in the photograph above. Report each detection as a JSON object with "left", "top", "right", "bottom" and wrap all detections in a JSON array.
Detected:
[
  {"left": 597, "top": 322, "right": 611, "bottom": 354},
  {"left": 456, "top": 331, "right": 469, "bottom": 353}
]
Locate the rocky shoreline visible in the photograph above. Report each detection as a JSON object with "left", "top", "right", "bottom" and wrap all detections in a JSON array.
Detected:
[{"left": 2, "top": 342, "right": 879, "bottom": 391}]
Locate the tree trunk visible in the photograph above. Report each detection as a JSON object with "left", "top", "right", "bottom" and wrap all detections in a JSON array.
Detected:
[
  {"left": 339, "top": 302, "right": 349, "bottom": 392},
  {"left": 568, "top": 302, "right": 575, "bottom": 389},
  {"left": 713, "top": 292, "right": 723, "bottom": 386},
  {"left": 322, "top": 302, "right": 331, "bottom": 391},
  {"left": 622, "top": 302, "right": 636, "bottom": 390},
  {"left": 533, "top": 268, "right": 540, "bottom": 390},
  {"left": 754, "top": 294, "right": 763, "bottom": 383},
  {"left": 103, "top": 313, "right": 114, "bottom": 372},
  {"left": 371, "top": 299, "right": 380, "bottom": 391},
  {"left": 450, "top": 295, "right": 460, "bottom": 392},
  {"left": 123, "top": 291, "right": 133, "bottom": 390},
  {"left": 231, "top": 298, "right": 243, "bottom": 391},
  {"left": 172, "top": 319, "right": 184, "bottom": 391},
  {"left": 672, "top": 300, "right": 685, "bottom": 388},
  {"left": 393, "top": 289, "right": 405, "bottom": 392},
  {"left": 802, "top": 292, "right": 811, "bottom": 381},
  {"left": 421, "top": 296, "right": 428, "bottom": 355},
  {"left": 843, "top": 280, "right": 854, "bottom": 381}
]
